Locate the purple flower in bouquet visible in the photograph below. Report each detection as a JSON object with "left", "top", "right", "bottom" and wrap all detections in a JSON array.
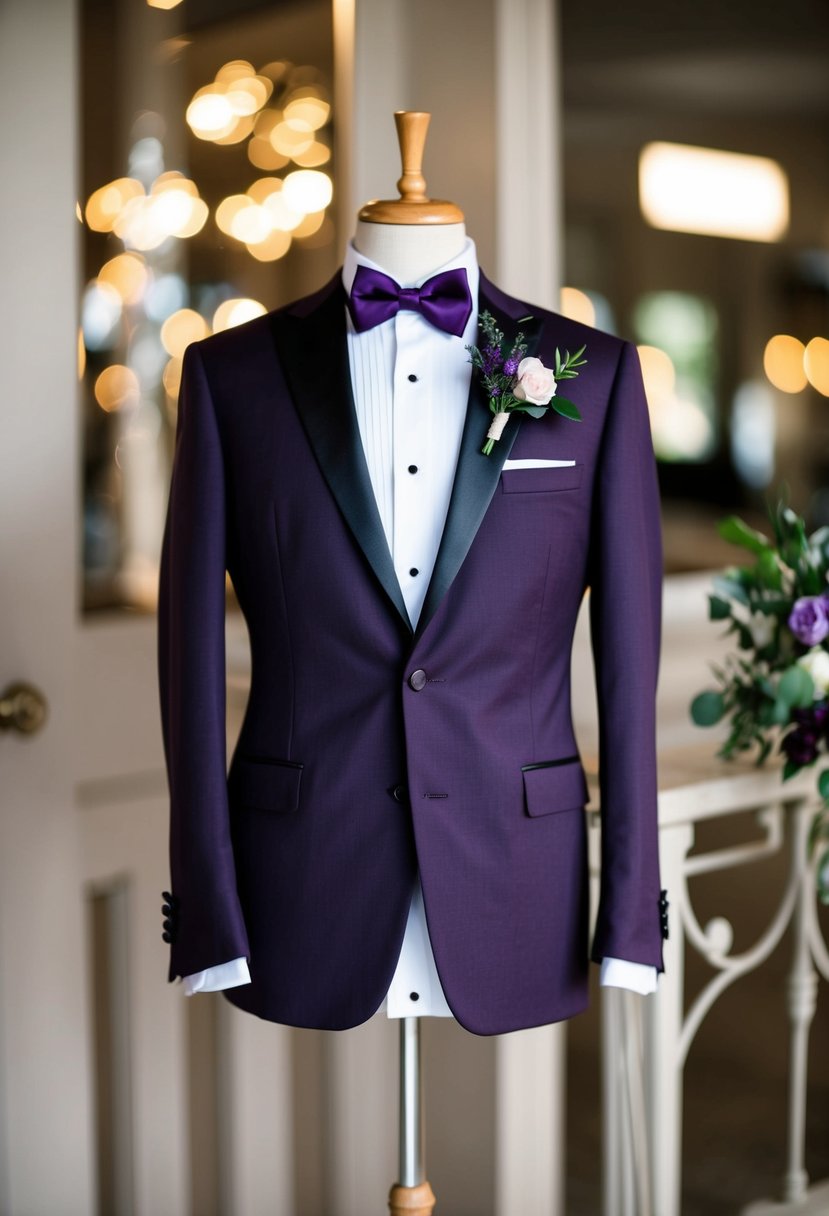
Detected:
[
  {"left": 788, "top": 595, "right": 829, "bottom": 646},
  {"left": 792, "top": 703, "right": 829, "bottom": 731},
  {"left": 782, "top": 702, "right": 829, "bottom": 766},
  {"left": 782, "top": 726, "right": 821, "bottom": 767}
]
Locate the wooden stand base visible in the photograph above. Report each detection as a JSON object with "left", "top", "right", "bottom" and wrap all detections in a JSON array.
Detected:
[{"left": 388, "top": 1180, "right": 437, "bottom": 1216}]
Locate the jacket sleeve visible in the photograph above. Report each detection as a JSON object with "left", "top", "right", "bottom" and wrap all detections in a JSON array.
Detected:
[
  {"left": 587, "top": 339, "right": 665, "bottom": 972},
  {"left": 157, "top": 340, "right": 250, "bottom": 982}
]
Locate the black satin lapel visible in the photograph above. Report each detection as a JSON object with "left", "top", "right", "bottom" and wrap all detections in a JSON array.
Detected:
[
  {"left": 270, "top": 281, "right": 412, "bottom": 632},
  {"left": 413, "top": 282, "right": 544, "bottom": 644}
]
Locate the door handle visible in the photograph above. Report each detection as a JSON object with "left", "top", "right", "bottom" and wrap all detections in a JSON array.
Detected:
[{"left": 0, "top": 681, "right": 48, "bottom": 734}]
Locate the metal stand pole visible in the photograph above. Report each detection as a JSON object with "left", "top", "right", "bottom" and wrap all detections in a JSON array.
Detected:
[{"left": 388, "top": 1017, "right": 436, "bottom": 1215}]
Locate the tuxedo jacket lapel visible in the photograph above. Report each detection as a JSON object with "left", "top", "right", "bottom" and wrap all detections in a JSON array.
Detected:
[
  {"left": 414, "top": 274, "right": 544, "bottom": 643},
  {"left": 271, "top": 276, "right": 413, "bottom": 631},
  {"left": 270, "top": 268, "right": 544, "bottom": 644}
]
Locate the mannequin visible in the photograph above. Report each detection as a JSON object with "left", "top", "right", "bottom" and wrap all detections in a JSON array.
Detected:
[
  {"left": 347, "top": 111, "right": 464, "bottom": 1216},
  {"left": 349, "top": 112, "right": 468, "bottom": 1216}
]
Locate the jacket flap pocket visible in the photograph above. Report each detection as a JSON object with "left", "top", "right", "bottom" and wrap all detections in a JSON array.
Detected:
[
  {"left": 522, "top": 757, "right": 588, "bottom": 817},
  {"left": 501, "top": 464, "right": 583, "bottom": 494},
  {"left": 228, "top": 755, "right": 303, "bottom": 812}
]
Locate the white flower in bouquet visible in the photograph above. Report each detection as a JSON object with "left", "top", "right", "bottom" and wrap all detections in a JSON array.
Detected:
[
  {"left": 796, "top": 646, "right": 829, "bottom": 699},
  {"left": 748, "top": 612, "right": 775, "bottom": 650}
]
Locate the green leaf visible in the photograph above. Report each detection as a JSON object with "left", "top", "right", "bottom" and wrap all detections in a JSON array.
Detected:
[
  {"left": 736, "top": 624, "right": 754, "bottom": 650},
  {"left": 756, "top": 548, "right": 783, "bottom": 590},
  {"left": 782, "top": 759, "right": 801, "bottom": 781},
  {"left": 771, "top": 697, "right": 792, "bottom": 725},
  {"left": 717, "top": 515, "right": 771, "bottom": 556},
  {"left": 709, "top": 595, "right": 731, "bottom": 620},
  {"left": 690, "top": 690, "right": 725, "bottom": 726},
  {"left": 712, "top": 574, "right": 750, "bottom": 606},
  {"left": 549, "top": 396, "right": 582, "bottom": 422},
  {"left": 515, "top": 404, "right": 547, "bottom": 419},
  {"left": 819, "top": 771, "right": 829, "bottom": 802},
  {"left": 808, "top": 809, "right": 829, "bottom": 855},
  {"left": 752, "top": 595, "right": 790, "bottom": 616},
  {"left": 778, "top": 665, "right": 815, "bottom": 707},
  {"left": 816, "top": 845, "right": 829, "bottom": 890}
]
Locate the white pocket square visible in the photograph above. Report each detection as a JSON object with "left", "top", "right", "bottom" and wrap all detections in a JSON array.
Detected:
[{"left": 501, "top": 458, "right": 576, "bottom": 469}]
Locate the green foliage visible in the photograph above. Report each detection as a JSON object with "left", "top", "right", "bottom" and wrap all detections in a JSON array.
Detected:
[
  {"left": 716, "top": 515, "right": 772, "bottom": 557},
  {"left": 549, "top": 396, "right": 582, "bottom": 422},
  {"left": 778, "top": 665, "right": 815, "bottom": 708},
  {"left": 554, "top": 344, "right": 587, "bottom": 380},
  {"left": 709, "top": 595, "right": 731, "bottom": 620},
  {"left": 690, "top": 690, "right": 725, "bottom": 726},
  {"left": 690, "top": 495, "right": 829, "bottom": 902}
]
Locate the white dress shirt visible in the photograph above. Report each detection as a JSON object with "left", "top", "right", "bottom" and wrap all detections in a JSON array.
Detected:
[{"left": 180, "top": 237, "right": 659, "bottom": 1005}]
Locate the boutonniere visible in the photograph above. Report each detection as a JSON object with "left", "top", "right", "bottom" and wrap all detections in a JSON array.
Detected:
[{"left": 466, "top": 311, "right": 587, "bottom": 455}]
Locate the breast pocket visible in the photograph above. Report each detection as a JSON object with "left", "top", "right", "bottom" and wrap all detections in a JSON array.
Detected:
[
  {"left": 227, "top": 755, "right": 303, "bottom": 813},
  {"left": 500, "top": 464, "right": 583, "bottom": 494}
]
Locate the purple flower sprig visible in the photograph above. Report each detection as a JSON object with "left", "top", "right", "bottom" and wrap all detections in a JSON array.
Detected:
[{"left": 466, "top": 313, "right": 529, "bottom": 455}]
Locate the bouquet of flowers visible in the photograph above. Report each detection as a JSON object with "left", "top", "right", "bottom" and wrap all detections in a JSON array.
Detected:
[{"left": 691, "top": 499, "right": 829, "bottom": 902}]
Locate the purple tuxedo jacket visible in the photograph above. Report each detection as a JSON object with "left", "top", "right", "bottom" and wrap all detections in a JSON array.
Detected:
[{"left": 157, "top": 268, "right": 665, "bottom": 1036}]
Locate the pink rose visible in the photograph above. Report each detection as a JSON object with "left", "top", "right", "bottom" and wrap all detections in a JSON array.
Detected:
[{"left": 512, "top": 356, "right": 556, "bottom": 406}]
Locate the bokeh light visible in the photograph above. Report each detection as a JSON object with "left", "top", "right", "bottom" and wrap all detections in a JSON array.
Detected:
[
  {"left": 283, "top": 91, "right": 330, "bottom": 131},
  {"left": 213, "top": 298, "right": 267, "bottom": 332},
  {"left": 763, "top": 335, "right": 808, "bottom": 394},
  {"left": 94, "top": 364, "right": 141, "bottom": 412},
  {"left": 282, "top": 169, "right": 332, "bottom": 213},
  {"left": 804, "top": 337, "right": 829, "bottom": 397},
  {"left": 247, "top": 230, "right": 293, "bottom": 262},
  {"left": 98, "top": 252, "right": 149, "bottom": 305},
  {"left": 160, "top": 309, "right": 210, "bottom": 358},
  {"left": 83, "top": 280, "right": 123, "bottom": 349},
  {"left": 559, "top": 287, "right": 596, "bottom": 327},
  {"left": 85, "top": 178, "right": 144, "bottom": 232}
]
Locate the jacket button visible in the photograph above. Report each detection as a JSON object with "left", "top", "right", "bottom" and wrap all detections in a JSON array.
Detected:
[
  {"left": 162, "top": 930, "right": 172, "bottom": 943},
  {"left": 392, "top": 784, "right": 408, "bottom": 803},
  {"left": 409, "top": 669, "right": 427, "bottom": 691}
]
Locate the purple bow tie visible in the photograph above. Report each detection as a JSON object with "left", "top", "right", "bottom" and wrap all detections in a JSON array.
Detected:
[{"left": 347, "top": 264, "right": 473, "bottom": 337}]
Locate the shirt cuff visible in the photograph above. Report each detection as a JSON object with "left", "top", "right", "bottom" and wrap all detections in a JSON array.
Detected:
[
  {"left": 182, "top": 956, "right": 251, "bottom": 995},
  {"left": 599, "top": 956, "right": 658, "bottom": 995}
]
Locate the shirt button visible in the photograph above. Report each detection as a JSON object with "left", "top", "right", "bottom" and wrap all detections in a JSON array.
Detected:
[
  {"left": 408, "top": 465, "right": 418, "bottom": 474},
  {"left": 409, "top": 567, "right": 419, "bottom": 577},
  {"left": 409, "top": 991, "right": 420, "bottom": 1001},
  {"left": 408, "top": 374, "right": 418, "bottom": 382},
  {"left": 409, "top": 669, "right": 427, "bottom": 691},
  {"left": 392, "top": 784, "right": 408, "bottom": 803}
]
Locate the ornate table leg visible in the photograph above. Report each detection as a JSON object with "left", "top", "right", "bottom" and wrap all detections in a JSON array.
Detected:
[{"left": 781, "top": 799, "right": 819, "bottom": 1204}]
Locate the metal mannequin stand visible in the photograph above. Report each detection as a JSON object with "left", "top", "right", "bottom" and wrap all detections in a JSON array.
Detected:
[{"left": 388, "top": 1017, "right": 436, "bottom": 1215}]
